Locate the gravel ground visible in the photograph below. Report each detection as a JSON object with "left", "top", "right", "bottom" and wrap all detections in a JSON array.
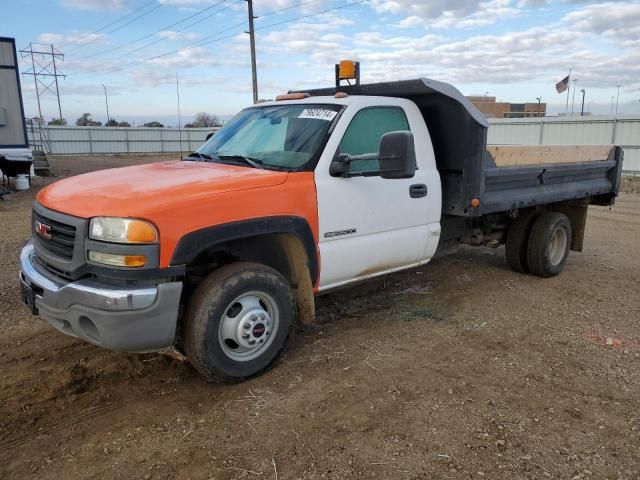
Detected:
[{"left": 0, "top": 157, "right": 639, "bottom": 480}]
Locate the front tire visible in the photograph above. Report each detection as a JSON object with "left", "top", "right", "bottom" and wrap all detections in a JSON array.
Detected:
[
  {"left": 526, "top": 212, "right": 572, "bottom": 278},
  {"left": 183, "top": 262, "right": 295, "bottom": 382}
]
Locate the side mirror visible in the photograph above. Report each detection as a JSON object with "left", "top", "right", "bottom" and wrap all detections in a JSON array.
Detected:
[
  {"left": 329, "top": 153, "right": 351, "bottom": 176},
  {"left": 205, "top": 131, "right": 215, "bottom": 141},
  {"left": 378, "top": 131, "right": 416, "bottom": 179},
  {"left": 329, "top": 131, "right": 416, "bottom": 179}
]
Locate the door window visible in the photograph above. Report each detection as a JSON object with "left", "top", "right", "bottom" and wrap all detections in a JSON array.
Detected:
[{"left": 338, "top": 107, "right": 410, "bottom": 172}]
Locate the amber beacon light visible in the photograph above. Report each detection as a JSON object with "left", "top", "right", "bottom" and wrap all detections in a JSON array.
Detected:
[{"left": 335, "top": 60, "right": 360, "bottom": 87}]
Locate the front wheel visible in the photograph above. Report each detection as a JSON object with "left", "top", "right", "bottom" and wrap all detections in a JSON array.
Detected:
[{"left": 183, "top": 262, "right": 295, "bottom": 382}]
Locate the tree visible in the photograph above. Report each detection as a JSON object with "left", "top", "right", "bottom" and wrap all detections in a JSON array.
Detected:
[
  {"left": 117, "top": 121, "right": 131, "bottom": 127},
  {"left": 143, "top": 121, "right": 164, "bottom": 127},
  {"left": 105, "top": 118, "right": 119, "bottom": 127},
  {"left": 48, "top": 118, "right": 67, "bottom": 126},
  {"left": 185, "top": 112, "right": 222, "bottom": 128},
  {"left": 75, "top": 113, "right": 102, "bottom": 126}
]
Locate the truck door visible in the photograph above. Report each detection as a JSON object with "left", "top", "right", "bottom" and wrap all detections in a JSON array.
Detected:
[{"left": 315, "top": 102, "right": 441, "bottom": 291}]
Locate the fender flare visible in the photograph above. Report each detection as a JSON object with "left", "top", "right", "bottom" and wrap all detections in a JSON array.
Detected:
[{"left": 170, "top": 216, "right": 319, "bottom": 283}]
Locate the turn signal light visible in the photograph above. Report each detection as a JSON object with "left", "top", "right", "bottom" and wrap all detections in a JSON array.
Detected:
[
  {"left": 126, "top": 221, "right": 158, "bottom": 243},
  {"left": 88, "top": 251, "right": 146, "bottom": 268}
]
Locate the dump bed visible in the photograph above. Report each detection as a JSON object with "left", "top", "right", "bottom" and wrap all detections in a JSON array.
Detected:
[
  {"left": 302, "top": 79, "right": 623, "bottom": 217},
  {"left": 482, "top": 145, "right": 623, "bottom": 214}
]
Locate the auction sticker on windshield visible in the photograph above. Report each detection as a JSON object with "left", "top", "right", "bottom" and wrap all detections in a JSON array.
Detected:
[{"left": 298, "top": 109, "right": 338, "bottom": 121}]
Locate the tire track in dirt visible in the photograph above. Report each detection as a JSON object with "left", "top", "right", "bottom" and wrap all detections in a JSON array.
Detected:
[{"left": 0, "top": 402, "right": 126, "bottom": 450}]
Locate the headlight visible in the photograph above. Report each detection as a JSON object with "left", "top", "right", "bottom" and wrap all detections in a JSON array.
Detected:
[{"left": 89, "top": 217, "right": 158, "bottom": 244}]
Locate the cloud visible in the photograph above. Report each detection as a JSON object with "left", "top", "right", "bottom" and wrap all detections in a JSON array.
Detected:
[
  {"left": 397, "top": 16, "right": 423, "bottom": 29},
  {"left": 261, "top": 4, "right": 640, "bottom": 93},
  {"left": 59, "top": 0, "right": 124, "bottom": 11},
  {"left": 37, "top": 32, "right": 106, "bottom": 46},
  {"left": 157, "top": 30, "right": 200, "bottom": 41},
  {"left": 564, "top": 2, "right": 640, "bottom": 48},
  {"left": 127, "top": 68, "right": 224, "bottom": 87},
  {"left": 145, "top": 46, "right": 219, "bottom": 68},
  {"left": 370, "top": 0, "right": 482, "bottom": 19},
  {"left": 431, "top": 0, "right": 519, "bottom": 29},
  {"left": 375, "top": 0, "right": 517, "bottom": 30},
  {"left": 261, "top": 22, "right": 349, "bottom": 55},
  {"left": 59, "top": 83, "right": 127, "bottom": 96}
]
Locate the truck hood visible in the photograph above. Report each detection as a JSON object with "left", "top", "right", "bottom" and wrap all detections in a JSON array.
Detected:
[{"left": 37, "top": 160, "right": 288, "bottom": 218}]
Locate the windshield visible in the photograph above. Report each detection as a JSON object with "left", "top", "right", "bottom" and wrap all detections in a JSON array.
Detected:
[{"left": 193, "top": 104, "right": 342, "bottom": 170}]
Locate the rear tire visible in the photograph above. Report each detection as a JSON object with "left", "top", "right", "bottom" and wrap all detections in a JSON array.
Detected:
[
  {"left": 505, "top": 210, "right": 539, "bottom": 273},
  {"left": 526, "top": 212, "right": 572, "bottom": 278},
  {"left": 183, "top": 262, "right": 295, "bottom": 382}
]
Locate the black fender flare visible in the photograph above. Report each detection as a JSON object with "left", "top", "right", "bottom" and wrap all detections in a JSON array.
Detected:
[{"left": 170, "top": 216, "right": 319, "bottom": 283}]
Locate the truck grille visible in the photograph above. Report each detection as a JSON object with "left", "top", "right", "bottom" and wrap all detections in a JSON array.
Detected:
[{"left": 33, "top": 210, "right": 77, "bottom": 260}]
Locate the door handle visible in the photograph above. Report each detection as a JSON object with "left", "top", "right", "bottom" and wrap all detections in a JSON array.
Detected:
[{"left": 409, "top": 184, "right": 428, "bottom": 198}]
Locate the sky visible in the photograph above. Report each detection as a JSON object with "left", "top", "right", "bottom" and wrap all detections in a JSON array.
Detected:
[{"left": 4, "top": 0, "right": 640, "bottom": 125}]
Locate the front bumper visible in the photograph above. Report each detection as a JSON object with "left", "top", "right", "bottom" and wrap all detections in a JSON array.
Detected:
[{"left": 19, "top": 241, "right": 183, "bottom": 352}]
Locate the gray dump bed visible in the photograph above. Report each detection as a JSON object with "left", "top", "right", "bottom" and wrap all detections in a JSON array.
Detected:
[{"left": 302, "top": 79, "right": 623, "bottom": 217}]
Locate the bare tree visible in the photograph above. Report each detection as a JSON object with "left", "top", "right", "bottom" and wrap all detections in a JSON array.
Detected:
[
  {"left": 75, "top": 113, "right": 102, "bottom": 126},
  {"left": 185, "top": 112, "right": 222, "bottom": 128}
]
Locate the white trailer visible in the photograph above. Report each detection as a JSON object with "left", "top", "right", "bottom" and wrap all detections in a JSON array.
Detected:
[{"left": 0, "top": 36, "right": 32, "bottom": 194}]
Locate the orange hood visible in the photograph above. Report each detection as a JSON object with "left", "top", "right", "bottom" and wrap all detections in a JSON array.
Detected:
[{"left": 37, "top": 160, "right": 288, "bottom": 218}]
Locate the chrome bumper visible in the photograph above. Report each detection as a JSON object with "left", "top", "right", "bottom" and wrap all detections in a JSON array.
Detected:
[{"left": 19, "top": 241, "right": 183, "bottom": 352}]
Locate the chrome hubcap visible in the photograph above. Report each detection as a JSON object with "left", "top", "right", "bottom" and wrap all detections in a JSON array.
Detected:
[
  {"left": 218, "top": 291, "right": 279, "bottom": 361},
  {"left": 549, "top": 227, "right": 568, "bottom": 266}
]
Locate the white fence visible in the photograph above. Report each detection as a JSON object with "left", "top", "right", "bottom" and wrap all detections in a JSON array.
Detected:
[
  {"left": 25, "top": 116, "right": 640, "bottom": 173},
  {"left": 488, "top": 115, "right": 640, "bottom": 174},
  {"left": 27, "top": 125, "right": 216, "bottom": 155}
]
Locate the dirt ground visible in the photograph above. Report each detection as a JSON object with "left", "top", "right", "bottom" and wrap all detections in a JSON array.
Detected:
[{"left": 1, "top": 156, "right": 639, "bottom": 480}]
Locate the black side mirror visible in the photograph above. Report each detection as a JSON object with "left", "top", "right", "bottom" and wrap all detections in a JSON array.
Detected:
[
  {"left": 329, "top": 153, "right": 351, "bottom": 176},
  {"left": 378, "top": 131, "right": 416, "bottom": 179},
  {"left": 205, "top": 131, "right": 215, "bottom": 141},
  {"left": 329, "top": 130, "right": 416, "bottom": 179}
]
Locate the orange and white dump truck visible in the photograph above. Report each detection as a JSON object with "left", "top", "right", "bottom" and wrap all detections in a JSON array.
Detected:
[{"left": 20, "top": 78, "right": 623, "bottom": 381}]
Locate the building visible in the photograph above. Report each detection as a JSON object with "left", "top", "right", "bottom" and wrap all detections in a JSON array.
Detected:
[{"left": 467, "top": 95, "right": 547, "bottom": 118}]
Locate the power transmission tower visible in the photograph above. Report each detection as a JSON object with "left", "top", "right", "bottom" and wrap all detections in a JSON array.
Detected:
[
  {"left": 19, "top": 43, "right": 66, "bottom": 122},
  {"left": 246, "top": 0, "right": 258, "bottom": 104}
]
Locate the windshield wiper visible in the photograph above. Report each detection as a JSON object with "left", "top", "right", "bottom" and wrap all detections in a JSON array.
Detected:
[
  {"left": 185, "top": 151, "right": 215, "bottom": 161},
  {"left": 217, "top": 154, "right": 264, "bottom": 169}
]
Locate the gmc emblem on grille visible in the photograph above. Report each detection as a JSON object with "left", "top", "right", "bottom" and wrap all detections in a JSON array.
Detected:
[{"left": 35, "top": 220, "right": 52, "bottom": 240}]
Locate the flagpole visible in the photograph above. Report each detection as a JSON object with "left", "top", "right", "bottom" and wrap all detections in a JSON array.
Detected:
[{"left": 565, "top": 68, "right": 571, "bottom": 115}]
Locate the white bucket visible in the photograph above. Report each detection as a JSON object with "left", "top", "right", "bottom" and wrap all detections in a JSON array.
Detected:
[{"left": 15, "top": 174, "right": 29, "bottom": 191}]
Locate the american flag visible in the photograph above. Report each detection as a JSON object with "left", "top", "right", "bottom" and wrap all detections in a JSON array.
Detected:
[{"left": 556, "top": 75, "right": 570, "bottom": 93}]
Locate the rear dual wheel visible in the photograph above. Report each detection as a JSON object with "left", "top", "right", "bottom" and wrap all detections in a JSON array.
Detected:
[
  {"left": 184, "top": 262, "right": 295, "bottom": 382},
  {"left": 506, "top": 211, "right": 572, "bottom": 277},
  {"left": 526, "top": 212, "right": 572, "bottom": 277}
]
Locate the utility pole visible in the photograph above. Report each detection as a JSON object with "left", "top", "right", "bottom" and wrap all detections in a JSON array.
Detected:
[
  {"left": 570, "top": 79, "right": 578, "bottom": 116},
  {"left": 176, "top": 73, "right": 183, "bottom": 160},
  {"left": 20, "top": 42, "right": 66, "bottom": 122},
  {"left": 580, "top": 89, "right": 585, "bottom": 116},
  {"left": 536, "top": 97, "right": 542, "bottom": 117},
  {"left": 102, "top": 84, "right": 111, "bottom": 124},
  {"left": 246, "top": 0, "right": 258, "bottom": 104},
  {"left": 615, "top": 85, "right": 621, "bottom": 116}
]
